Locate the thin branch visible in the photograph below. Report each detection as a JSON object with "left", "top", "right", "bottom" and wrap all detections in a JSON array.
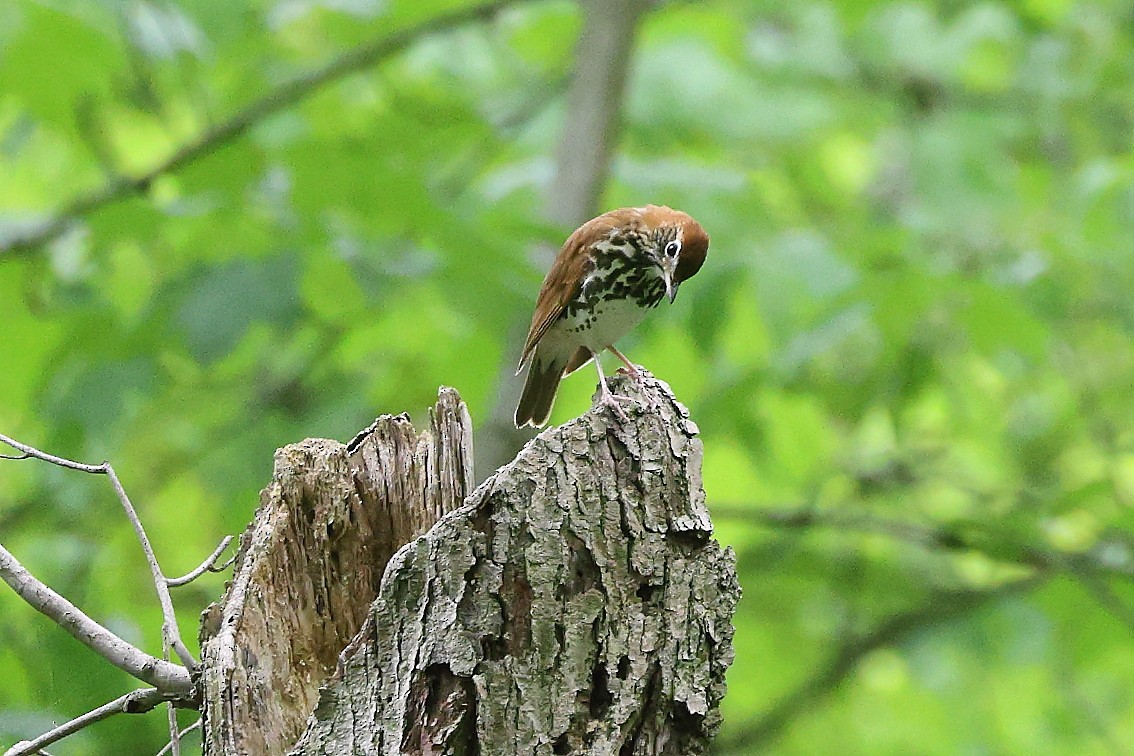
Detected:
[
  {"left": 165, "top": 697, "right": 180, "bottom": 756},
  {"left": 714, "top": 503, "right": 1134, "bottom": 580},
  {"left": 0, "top": 0, "right": 529, "bottom": 258},
  {"left": 105, "top": 465, "right": 196, "bottom": 667},
  {"left": 0, "top": 433, "right": 196, "bottom": 668},
  {"left": 163, "top": 645, "right": 181, "bottom": 756},
  {"left": 0, "top": 542, "right": 192, "bottom": 693},
  {"left": 156, "top": 719, "right": 201, "bottom": 756},
  {"left": 167, "top": 535, "right": 236, "bottom": 587},
  {"left": 713, "top": 576, "right": 1046, "bottom": 752},
  {"left": 0, "top": 434, "right": 107, "bottom": 473},
  {"left": 3, "top": 688, "right": 174, "bottom": 756}
]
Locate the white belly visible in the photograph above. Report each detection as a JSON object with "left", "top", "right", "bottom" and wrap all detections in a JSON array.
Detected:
[{"left": 566, "top": 295, "right": 651, "bottom": 352}]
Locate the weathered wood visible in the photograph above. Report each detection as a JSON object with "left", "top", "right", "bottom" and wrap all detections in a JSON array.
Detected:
[
  {"left": 199, "top": 389, "right": 473, "bottom": 756},
  {"left": 291, "top": 372, "right": 739, "bottom": 755}
]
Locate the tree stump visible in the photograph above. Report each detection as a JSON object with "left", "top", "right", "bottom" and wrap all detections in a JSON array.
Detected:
[{"left": 200, "top": 373, "right": 739, "bottom": 755}]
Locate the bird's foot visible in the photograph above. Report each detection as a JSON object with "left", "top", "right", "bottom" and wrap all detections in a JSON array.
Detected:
[
  {"left": 596, "top": 385, "right": 635, "bottom": 421},
  {"left": 615, "top": 363, "right": 644, "bottom": 381},
  {"left": 607, "top": 346, "right": 645, "bottom": 383}
]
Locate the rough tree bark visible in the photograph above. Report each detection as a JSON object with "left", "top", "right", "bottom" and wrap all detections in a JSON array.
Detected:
[{"left": 200, "top": 373, "right": 739, "bottom": 755}]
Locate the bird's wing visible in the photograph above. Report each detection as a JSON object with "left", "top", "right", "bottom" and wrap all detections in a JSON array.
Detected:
[
  {"left": 517, "top": 209, "right": 641, "bottom": 370},
  {"left": 517, "top": 232, "right": 591, "bottom": 370}
]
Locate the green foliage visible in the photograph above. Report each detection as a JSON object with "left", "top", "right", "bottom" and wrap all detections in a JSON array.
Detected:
[{"left": 2, "top": 0, "right": 1134, "bottom": 752}]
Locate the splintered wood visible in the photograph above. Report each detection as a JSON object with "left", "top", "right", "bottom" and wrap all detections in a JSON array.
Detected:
[{"left": 199, "top": 389, "right": 473, "bottom": 756}]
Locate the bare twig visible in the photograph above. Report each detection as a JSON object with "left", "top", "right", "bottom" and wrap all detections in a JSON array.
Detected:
[
  {"left": 713, "top": 576, "right": 1046, "bottom": 752},
  {"left": 0, "top": 0, "right": 529, "bottom": 258},
  {"left": 163, "top": 645, "right": 181, "bottom": 756},
  {"left": 0, "top": 543, "right": 192, "bottom": 692},
  {"left": 3, "top": 688, "right": 173, "bottom": 756},
  {"left": 165, "top": 694, "right": 180, "bottom": 756},
  {"left": 106, "top": 466, "right": 196, "bottom": 667},
  {"left": 714, "top": 503, "right": 1134, "bottom": 580},
  {"left": 167, "top": 535, "right": 236, "bottom": 587},
  {"left": 156, "top": 719, "right": 201, "bottom": 756},
  {"left": 0, "top": 433, "right": 196, "bottom": 668},
  {"left": 0, "top": 435, "right": 106, "bottom": 473}
]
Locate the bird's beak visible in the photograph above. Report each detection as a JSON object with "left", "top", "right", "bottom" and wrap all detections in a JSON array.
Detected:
[{"left": 662, "top": 258, "right": 678, "bottom": 303}]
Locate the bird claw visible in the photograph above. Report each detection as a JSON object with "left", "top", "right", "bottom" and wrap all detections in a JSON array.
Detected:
[
  {"left": 608, "top": 348, "right": 644, "bottom": 382},
  {"left": 615, "top": 364, "right": 643, "bottom": 381},
  {"left": 597, "top": 389, "right": 634, "bottom": 421}
]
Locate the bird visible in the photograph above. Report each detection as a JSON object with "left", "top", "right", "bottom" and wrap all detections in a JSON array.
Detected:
[{"left": 514, "top": 205, "right": 709, "bottom": 428}]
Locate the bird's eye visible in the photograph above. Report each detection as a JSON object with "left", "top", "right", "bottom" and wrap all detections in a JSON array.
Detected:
[{"left": 664, "top": 240, "right": 681, "bottom": 258}]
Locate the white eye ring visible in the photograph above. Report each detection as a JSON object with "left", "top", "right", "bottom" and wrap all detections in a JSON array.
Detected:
[{"left": 664, "top": 240, "right": 681, "bottom": 257}]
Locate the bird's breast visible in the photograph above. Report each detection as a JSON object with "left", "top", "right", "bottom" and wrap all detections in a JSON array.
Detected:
[
  {"left": 565, "top": 296, "right": 651, "bottom": 350},
  {"left": 560, "top": 260, "right": 665, "bottom": 350}
]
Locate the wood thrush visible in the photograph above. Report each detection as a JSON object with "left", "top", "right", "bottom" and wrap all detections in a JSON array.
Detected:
[{"left": 514, "top": 205, "right": 709, "bottom": 428}]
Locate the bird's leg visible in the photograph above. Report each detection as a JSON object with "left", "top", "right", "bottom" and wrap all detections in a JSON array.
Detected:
[
  {"left": 606, "top": 344, "right": 658, "bottom": 411},
  {"left": 607, "top": 345, "right": 643, "bottom": 380},
  {"left": 593, "top": 354, "right": 633, "bottom": 420}
]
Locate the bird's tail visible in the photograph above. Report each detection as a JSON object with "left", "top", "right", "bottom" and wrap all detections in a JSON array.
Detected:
[{"left": 515, "top": 354, "right": 567, "bottom": 428}]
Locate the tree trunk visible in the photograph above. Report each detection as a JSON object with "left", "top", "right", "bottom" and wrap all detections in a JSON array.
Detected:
[{"left": 200, "top": 374, "right": 739, "bottom": 755}]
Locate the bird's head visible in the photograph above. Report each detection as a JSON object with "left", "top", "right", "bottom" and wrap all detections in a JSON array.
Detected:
[{"left": 641, "top": 205, "right": 710, "bottom": 303}]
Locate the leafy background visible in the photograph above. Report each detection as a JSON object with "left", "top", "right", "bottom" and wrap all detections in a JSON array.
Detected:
[{"left": 2, "top": 0, "right": 1134, "bottom": 753}]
